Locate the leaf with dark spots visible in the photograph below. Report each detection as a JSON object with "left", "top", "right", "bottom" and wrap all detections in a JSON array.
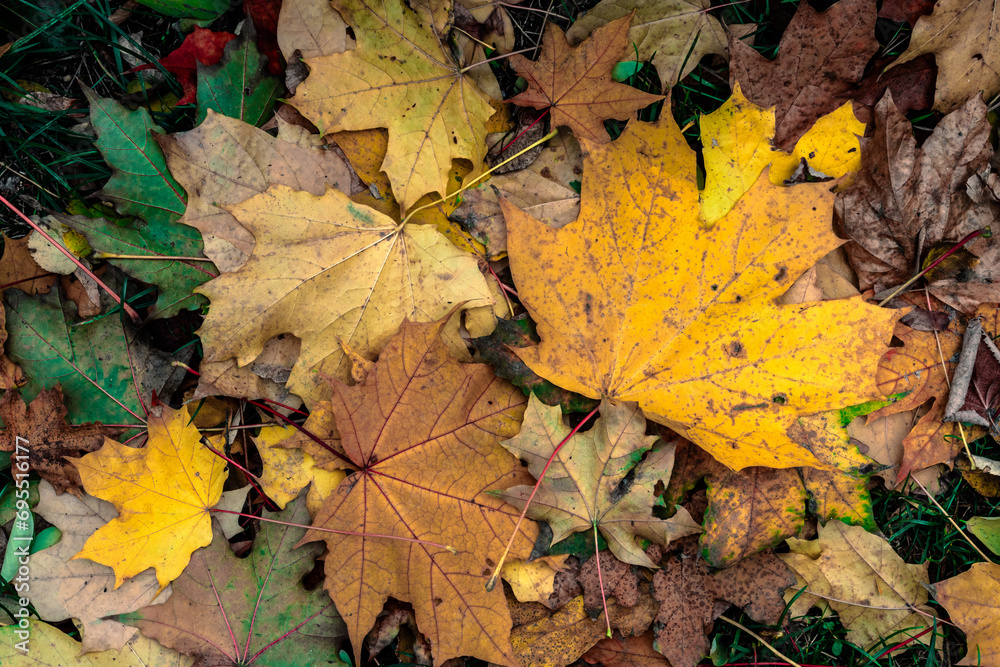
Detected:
[
  {"left": 701, "top": 467, "right": 807, "bottom": 568},
  {"left": 0, "top": 388, "right": 119, "bottom": 495},
  {"left": 500, "top": 395, "right": 701, "bottom": 570},
  {"left": 652, "top": 545, "right": 795, "bottom": 667}
]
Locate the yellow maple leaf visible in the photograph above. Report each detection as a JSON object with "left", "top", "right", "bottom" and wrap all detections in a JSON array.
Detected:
[
  {"left": 288, "top": 0, "right": 496, "bottom": 210},
  {"left": 195, "top": 184, "right": 494, "bottom": 407},
  {"left": 70, "top": 404, "right": 228, "bottom": 589},
  {"left": 701, "top": 84, "right": 865, "bottom": 224},
  {"left": 502, "top": 112, "right": 899, "bottom": 470}
]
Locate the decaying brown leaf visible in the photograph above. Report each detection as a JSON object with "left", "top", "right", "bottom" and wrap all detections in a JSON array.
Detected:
[
  {"left": 653, "top": 545, "right": 794, "bottom": 667},
  {"left": 837, "top": 92, "right": 998, "bottom": 292},
  {"left": 728, "top": 0, "right": 878, "bottom": 150},
  {"left": 0, "top": 387, "right": 119, "bottom": 495}
]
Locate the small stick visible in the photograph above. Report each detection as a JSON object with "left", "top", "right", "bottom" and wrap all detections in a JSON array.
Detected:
[
  {"left": 716, "top": 616, "right": 803, "bottom": 667},
  {"left": 0, "top": 193, "right": 140, "bottom": 321},
  {"left": 925, "top": 288, "right": 976, "bottom": 469},
  {"left": 93, "top": 252, "right": 214, "bottom": 262},
  {"left": 878, "top": 229, "right": 987, "bottom": 307},
  {"left": 906, "top": 476, "right": 996, "bottom": 564}
]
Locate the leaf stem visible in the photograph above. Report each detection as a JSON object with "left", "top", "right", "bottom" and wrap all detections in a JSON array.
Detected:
[
  {"left": 877, "top": 228, "right": 987, "bottom": 307},
  {"left": 593, "top": 522, "right": 612, "bottom": 638},
  {"left": 0, "top": 193, "right": 140, "bottom": 321},
  {"left": 209, "top": 509, "right": 458, "bottom": 553},
  {"left": 398, "top": 129, "right": 558, "bottom": 229},
  {"left": 486, "top": 403, "right": 601, "bottom": 592}
]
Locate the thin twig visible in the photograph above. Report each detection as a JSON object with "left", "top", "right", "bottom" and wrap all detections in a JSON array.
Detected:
[
  {"left": 0, "top": 193, "right": 140, "bottom": 321},
  {"left": 716, "top": 616, "right": 803, "bottom": 667},
  {"left": 906, "top": 476, "right": 996, "bottom": 564}
]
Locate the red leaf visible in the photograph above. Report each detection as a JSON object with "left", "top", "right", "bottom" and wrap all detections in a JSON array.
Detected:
[
  {"left": 134, "top": 27, "right": 236, "bottom": 105},
  {"left": 245, "top": 0, "right": 284, "bottom": 75}
]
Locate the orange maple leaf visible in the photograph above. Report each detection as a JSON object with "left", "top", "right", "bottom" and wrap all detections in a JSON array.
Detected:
[
  {"left": 509, "top": 14, "right": 664, "bottom": 144},
  {"left": 299, "top": 317, "right": 536, "bottom": 667}
]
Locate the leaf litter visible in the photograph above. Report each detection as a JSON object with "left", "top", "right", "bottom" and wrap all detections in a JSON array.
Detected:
[{"left": 3, "top": 0, "right": 1000, "bottom": 665}]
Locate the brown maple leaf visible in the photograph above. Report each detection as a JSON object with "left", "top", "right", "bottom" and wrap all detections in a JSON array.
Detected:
[
  {"left": 728, "top": 0, "right": 878, "bottom": 150},
  {"left": 508, "top": 14, "right": 664, "bottom": 144},
  {"left": 836, "top": 92, "right": 997, "bottom": 292},
  {"left": 0, "top": 387, "right": 119, "bottom": 495},
  {"left": 652, "top": 543, "right": 794, "bottom": 667},
  {"left": 297, "top": 316, "right": 536, "bottom": 667}
]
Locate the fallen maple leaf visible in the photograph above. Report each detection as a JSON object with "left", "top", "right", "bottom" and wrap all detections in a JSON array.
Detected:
[
  {"left": 70, "top": 404, "right": 228, "bottom": 589},
  {"left": 122, "top": 498, "right": 347, "bottom": 667},
  {"left": 652, "top": 545, "right": 794, "bottom": 667},
  {"left": 502, "top": 111, "right": 898, "bottom": 470},
  {"left": 28, "top": 481, "right": 167, "bottom": 652},
  {"left": 500, "top": 395, "right": 701, "bottom": 568},
  {"left": 934, "top": 562, "right": 1000, "bottom": 667},
  {"left": 564, "top": 0, "right": 731, "bottom": 91},
  {"left": 779, "top": 520, "right": 935, "bottom": 647},
  {"left": 296, "top": 317, "right": 536, "bottom": 666},
  {"left": 890, "top": 0, "right": 1000, "bottom": 111},
  {"left": 837, "top": 92, "right": 997, "bottom": 292},
  {"left": 0, "top": 387, "right": 118, "bottom": 495},
  {"left": 728, "top": 0, "right": 878, "bottom": 150},
  {"left": 195, "top": 184, "right": 494, "bottom": 407},
  {"left": 159, "top": 111, "right": 353, "bottom": 271},
  {"left": 507, "top": 15, "right": 664, "bottom": 144},
  {"left": 289, "top": 0, "right": 497, "bottom": 210}
]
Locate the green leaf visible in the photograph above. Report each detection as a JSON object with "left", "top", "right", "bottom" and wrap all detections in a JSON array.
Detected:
[
  {"left": 4, "top": 288, "right": 143, "bottom": 427},
  {"left": 0, "top": 482, "right": 38, "bottom": 527},
  {"left": 133, "top": 0, "right": 227, "bottom": 20},
  {"left": 84, "top": 88, "right": 187, "bottom": 229},
  {"left": 967, "top": 516, "right": 1000, "bottom": 556},
  {"left": 612, "top": 61, "right": 643, "bottom": 82},
  {"left": 54, "top": 213, "right": 213, "bottom": 318},
  {"left": 196, "top": 29, "right": 281, "bottom": 126},
  {"left": 2, "top": 509, "right": 32, "bottom": 582},
  {"left": 30, "top": 526, "right": 61, "bottom": 553},
  {"left": 121, "top": 496, "right": 348, "bottom": 667}
]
